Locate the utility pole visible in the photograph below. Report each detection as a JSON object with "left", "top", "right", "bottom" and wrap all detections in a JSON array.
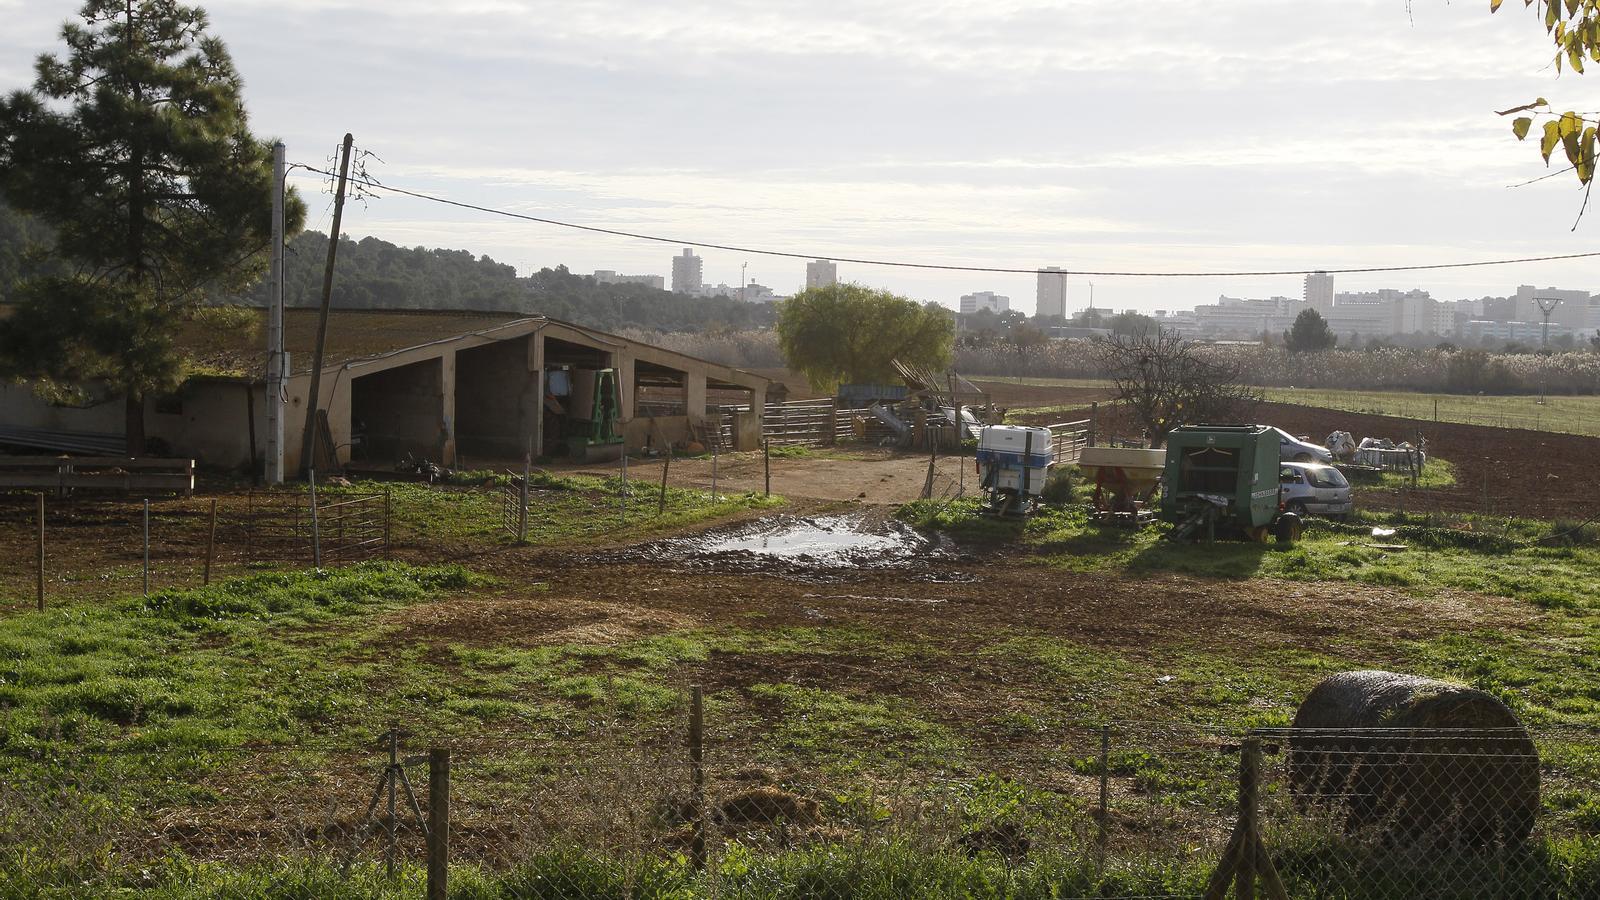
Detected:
[
  {"left": 266, "top": 141, "right": 287, "bottom": 484},
  {"left": 298, "top": 133, "right": 353, "bottom": 479},
  {"left": 1533, "top": 296, "right": 1562, "bottom": 352},
  {"left": 741, "top": 261, "right": 748, "bottom": 303}
]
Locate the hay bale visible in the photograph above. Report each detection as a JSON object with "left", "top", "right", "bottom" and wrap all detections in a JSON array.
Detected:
[
  {"left": 712, "top": 786, "right": 821, "bottom": 828},
  {"left": 1288, "top": 670, "right": 1539, "bottom": 848}
]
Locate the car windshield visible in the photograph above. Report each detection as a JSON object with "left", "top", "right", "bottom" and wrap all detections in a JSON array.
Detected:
[{"left": 1305, "top": 467, "right": 1347, "bottom": 488}]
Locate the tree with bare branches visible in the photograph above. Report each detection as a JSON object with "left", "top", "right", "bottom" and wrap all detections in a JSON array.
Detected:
[{"left": 1097, "top": 331, "right": 1260, "bottom": 447}]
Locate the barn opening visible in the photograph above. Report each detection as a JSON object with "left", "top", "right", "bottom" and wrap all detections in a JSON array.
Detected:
[
  {"left": 350, "top": 358, "right": 444, "bottom": 464},
  {"left": 455, "top": 338, "right": 531, "bottom": 460}
]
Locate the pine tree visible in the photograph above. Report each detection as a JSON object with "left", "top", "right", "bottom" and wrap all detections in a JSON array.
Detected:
[
  {"left": 0, "top": 0, "right": 303, "bottom": 452},
  {"left": 1284, "top": 308, "right": 1338, "bottom": 353}
]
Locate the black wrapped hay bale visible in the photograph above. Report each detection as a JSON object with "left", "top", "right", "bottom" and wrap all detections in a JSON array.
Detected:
[{"left": 1288, "top": 670, "right": 1539, "bottom": 848}]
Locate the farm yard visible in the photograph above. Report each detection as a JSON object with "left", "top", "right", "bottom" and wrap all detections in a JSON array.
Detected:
[{"left": 1, "top": 380, "right": 1598, "bottom": 899}]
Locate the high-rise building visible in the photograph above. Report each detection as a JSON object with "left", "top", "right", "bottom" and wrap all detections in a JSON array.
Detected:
[
  {"left": 959, "top": 291, "right": 1010, "bottom": 314},
  {"left": 805, "top": 259, "right": 837, "bottom": 289},
  {"left": 670, "top": 248, "right": 703, "bottom": 294},
  {"left": 1303, "top": 271, "right": 1334, "bottom": 310},
  {"left": 1036, "top": 267, "right": 1067, "bottom": 318}
]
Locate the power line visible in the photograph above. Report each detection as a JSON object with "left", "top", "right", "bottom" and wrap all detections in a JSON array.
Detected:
[{"left": 290, "top": 164, "right": 1600, "bottom": 278}]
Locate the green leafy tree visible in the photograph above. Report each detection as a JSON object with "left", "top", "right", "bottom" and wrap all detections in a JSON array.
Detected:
[
  {"left": 776, "top": 284, "right": 953, "bottom": 391},
  {"left": 1284, "top": 308, "right": 1338, "bottom": 353},
  {"left": 1495, "top": 1, "right": 1600, "bottom": 193},
  {"left": 0, "top": 0, "right": 302, "bottom": 452}
]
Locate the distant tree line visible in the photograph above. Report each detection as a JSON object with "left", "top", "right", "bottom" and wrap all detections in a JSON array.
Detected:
[{"left": 1, "top": 207, "right": 780, "bottom": 334}]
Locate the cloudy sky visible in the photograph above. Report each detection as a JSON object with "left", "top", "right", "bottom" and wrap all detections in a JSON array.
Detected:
[{"left": 2, "top": 0, "right": 1595, "bottom": 314}]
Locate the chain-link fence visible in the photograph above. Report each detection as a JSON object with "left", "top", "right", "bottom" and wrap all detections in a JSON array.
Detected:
[{"left": 5, "top": 711, "right": 1593, "bottom": 898}]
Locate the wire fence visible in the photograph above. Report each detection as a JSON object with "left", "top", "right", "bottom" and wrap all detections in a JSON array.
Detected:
[{"left": 2, "top": 709, "right": 1594, "bottom": 898}]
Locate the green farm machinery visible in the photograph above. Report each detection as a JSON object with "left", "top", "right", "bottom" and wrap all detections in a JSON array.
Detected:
[{"left": 1160, "top": 424, "right": 1301, "bottom": 543}]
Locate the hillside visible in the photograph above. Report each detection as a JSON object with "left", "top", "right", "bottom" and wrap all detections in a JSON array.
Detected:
[{"left": 0, "top": 202, "right": 778, "bottom": 333}]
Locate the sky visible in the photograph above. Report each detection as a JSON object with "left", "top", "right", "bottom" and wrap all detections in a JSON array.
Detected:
[{"left": 2, "top": 0, "right": 1597, "bottom": 316}]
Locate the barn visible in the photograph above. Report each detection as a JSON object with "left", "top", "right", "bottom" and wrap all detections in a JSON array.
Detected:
[{"left": 0, "top": 309, "right": 772, "bottom": 472}]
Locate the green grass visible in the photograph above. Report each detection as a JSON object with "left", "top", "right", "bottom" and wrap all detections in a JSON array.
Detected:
[{"left": 1263, "top": 386, "right": 1600, "bottom": 437}]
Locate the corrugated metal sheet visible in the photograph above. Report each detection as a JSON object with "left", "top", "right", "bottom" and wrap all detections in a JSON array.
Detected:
[{"left": 0, "top": 426, "right": 125, "bottom": 455}]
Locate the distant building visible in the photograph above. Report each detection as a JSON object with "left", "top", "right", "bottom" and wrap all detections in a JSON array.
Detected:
[
  {"left": 1515, "top": 285, "right": 1599, "bottom": 330},
  {"left": 1036, "top": 267, "right": 1067, "bottom": 318},
  {"left": 805, "top": 259, "right": 837, "bottom": 290},
  {"left": 959, "top": 291, "right": 1010, "bottom": 314},
  {"left": 1303, "top": 271, "right": 1334, "bottom": 310},
  {"left": 670, "top": 248, "right": 703, "bottom": 294},
  {"left": 593, "top": 270, "right": 665, "bottom": 291}
]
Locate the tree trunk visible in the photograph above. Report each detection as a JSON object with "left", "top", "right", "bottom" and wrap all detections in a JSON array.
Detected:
[{"left": 125, "top": 393, "right": 145, "bottom": 457}]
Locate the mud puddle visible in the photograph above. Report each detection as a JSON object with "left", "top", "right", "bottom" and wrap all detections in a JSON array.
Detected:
[{"left": 613, "top": 512, "right": 969, "bottom": 582}]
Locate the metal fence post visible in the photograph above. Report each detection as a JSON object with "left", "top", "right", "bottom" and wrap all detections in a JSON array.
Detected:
[
  {"left": 1236, "top": 735, "right": 1259, "bottom": 900},
  {"left": 518, "top": 451, "right": 531, "bottom": 544},
  {"left": 711, "top": 437, "right": 719, "bottom": 501},
  {"left": 35, "top": 492, "right": 45, "bottom": 611},
  {"left": 763, "top": 439, "right": 771, "bottom": 497},
  {"left": 309, "top": 469, "right": 322, "bottom": 568},
  {"left": 689, "top": 685, "right": 706, "bottom": 870},
  {"left": 142, "top": 498, "right": 150, "bottom": 596},
  {"left": 428, "top": 747, "right": 450, "bottom": 900}
]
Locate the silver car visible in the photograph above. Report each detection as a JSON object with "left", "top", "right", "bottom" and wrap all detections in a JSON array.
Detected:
[
  {"left": 1279, "top": 462, "right": 1352, "bottom": 518},
  {"left": 1272, "top": 427, "right": 1334, "bottom": 463}
]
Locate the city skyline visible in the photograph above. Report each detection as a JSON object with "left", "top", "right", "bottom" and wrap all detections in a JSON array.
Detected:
[{"left": 6, "top": 2, "right": 1597, "bottom": 317}]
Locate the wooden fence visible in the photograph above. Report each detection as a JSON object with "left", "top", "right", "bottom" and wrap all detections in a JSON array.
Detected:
[{"left": 0, "top": 456, "right": 194, "bottom": 496}]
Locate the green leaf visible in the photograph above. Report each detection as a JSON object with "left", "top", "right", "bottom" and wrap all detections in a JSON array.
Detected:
[
  {"left": 1513, "top": 117, "right": 1534, "bottom": 140},
  {"left": 1559, "top": 111, "right": 1583, "bottom": 137},
  {"left": 1542, "top": 120, "right": 1563, "bottom": 162}
]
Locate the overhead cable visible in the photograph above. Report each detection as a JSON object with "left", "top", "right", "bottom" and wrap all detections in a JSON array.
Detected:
[{"left": 289, "top": 165, "right": 1600, "bottom": 278}]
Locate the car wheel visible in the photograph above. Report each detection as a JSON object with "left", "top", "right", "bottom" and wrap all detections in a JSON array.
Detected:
[
  {"left": 1287, "top": 500, "right": 1309, "bottom": 516},
  {"left": 1293, "top": 452, "right": 1313, "bottom": 462}
]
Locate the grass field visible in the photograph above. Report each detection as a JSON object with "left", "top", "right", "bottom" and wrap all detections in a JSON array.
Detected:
[
  {"left": 1261, "top": 387, "right": 1600, "bottom": 438},
  {"left": 3, "top": 465, "right": 1599, "bottom": 896}
]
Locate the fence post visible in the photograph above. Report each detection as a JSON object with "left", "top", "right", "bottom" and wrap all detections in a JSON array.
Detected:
[
  {"left": 383, "top": 489, "right": 393, "bottom": 560},
  {"left": 1097, "top": 724, "right": 1110, "bottom": 874},
  {"left": 711, "top": 438, "right": 719, "bottom": 501},
  {"left": 763, "top": 439, "right": 771, "bottom": 497},
  {"left": 619, "top": 448, "right": 628, "bottom": 524},
  {"left": 1236, "top": 735, "right": 1259, "bottom": 900},
  {"left": 658, "top": 446, "right": 672, "bottom": 516},
  {"left": 518, "top": 450, "right": 531, "bottom": 544},
  {"left": 142, "top": 498, "right": 151, "bottom": 596},
  {"left": 1088, "top": 402, "right": 1098, "bottom": 447},
  {"left": 427, "top": 747, "right": 450, "bottom": 900},
  {"left": 309, "top": 469, "right": 322, "bottom": 568},
  {"left": 203, "top": 497, "right": 218, "bottom": 585},
  {"left": 689, "top": 685, "right": 706, "bottom": 870},
  {"left": 36, "top": 492, "right": 45, "bottom": 611}
]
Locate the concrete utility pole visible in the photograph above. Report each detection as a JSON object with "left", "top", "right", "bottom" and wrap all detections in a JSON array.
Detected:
[
  {"left": 299, "top": 133, "right": 354, "bottom": 479},
  {"left": 1533, "top": 296, "right": 1562, "bottom": 351},
  {"left": 266, "top": 141, "right": 287, "bottom": 484}
]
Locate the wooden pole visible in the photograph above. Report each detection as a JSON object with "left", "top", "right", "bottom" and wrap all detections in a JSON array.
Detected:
[
  {"left": 309, "top": 469, "right": 322, "bottom": 568},
  {"left": 658, "top": 446, "right": 672, "bottom": 516},
  {"left": 689, "top": 686, "right": 706, "bottom": 870},
  {"left": 517, "top": 443, "right": 531, "bottom": 544},
  {"left": 427, "top": 747, "right": 450, "bottom": 900},
  {"left": 203, "top": 497, "right": 218, "bottom": 585},
  {"left": 35, "top": 493, "right": 45, "bottom": 611},
  {"left": 298, "top": 132, "right": 354, "bottom": 479},
  {"left": 1097, "top": 724, "right": 1110, "bottom": 872},
  {"left": 1236, "top": 736, "right": 1260, "bottom": 900}
]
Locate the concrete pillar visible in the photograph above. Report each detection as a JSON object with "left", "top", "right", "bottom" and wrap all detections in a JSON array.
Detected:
[
  {"left": 440, "top": 350, "right": 457, "bottom": 466},
  {"left": 686, "top": 372, "right": 707, "bottom": 419},
  {"left": 733, "top": 409, "right": 762, "bottom": 451},
  {"left": 615, "top": 354, "right": 635, "bottom": 422}
]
